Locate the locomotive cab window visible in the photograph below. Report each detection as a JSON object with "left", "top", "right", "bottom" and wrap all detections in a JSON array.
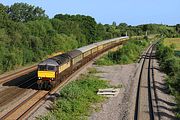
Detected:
[
  {"left": 38, "top": 65, "right": 46, "bottom": 71},
  {"left": 47, "top": 66, "right": 56, "bottom": 71},
  {"left": 38, "top": 65, "right": 56, "bottom": 71}
]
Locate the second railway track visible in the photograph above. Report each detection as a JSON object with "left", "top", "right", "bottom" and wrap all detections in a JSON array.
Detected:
[
  {"left": 134, "top": 43, "right": 159, "bottom": 120},
  {"left": 0, "top": 66, "right": 37, "bottom": 84}
]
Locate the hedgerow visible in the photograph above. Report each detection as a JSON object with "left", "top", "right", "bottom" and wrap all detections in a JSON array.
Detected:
[
  {"left": 156, "top": 40, "right": 180, "bottom": 118},
  {"left": 95, "top": 38, "right": 149, "bottom": 65}
]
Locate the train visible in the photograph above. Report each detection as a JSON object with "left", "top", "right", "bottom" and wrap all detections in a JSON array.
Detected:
[{"left": 37, "top": 36, "right": 129, "bottom": 90}]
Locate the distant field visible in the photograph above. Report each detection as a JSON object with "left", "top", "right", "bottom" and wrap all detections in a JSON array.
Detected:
[{"left": 164, "top": 38, "right": 180, "bottom": 51}]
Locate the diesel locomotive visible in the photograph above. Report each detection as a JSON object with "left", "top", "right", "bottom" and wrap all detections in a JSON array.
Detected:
[{"left": 37, "top": 36, "right": 129, "bottom": 89}]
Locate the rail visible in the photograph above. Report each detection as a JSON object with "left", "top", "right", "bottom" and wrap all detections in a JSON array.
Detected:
[
  {"left": 134, "top": 43, "right": 156, "bottom": 120},
  {"left": 0, "top": 65, "right": 37, "bottom": 84}
]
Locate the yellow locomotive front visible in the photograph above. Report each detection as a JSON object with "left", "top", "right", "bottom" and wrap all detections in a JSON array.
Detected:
[
  {"left": 37, "top": 54, "right": 71, "bottom": 90},
  {"left": 38, "top": 66, "right": 56, "bottom": 78},
  {"left": 37, "top": 59, "right": 58, "bottom": 89}
]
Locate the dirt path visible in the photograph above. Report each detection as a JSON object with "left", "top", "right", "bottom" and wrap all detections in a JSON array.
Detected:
[{"left": 90, "top": 64, "right": 137, "bottom": 120}]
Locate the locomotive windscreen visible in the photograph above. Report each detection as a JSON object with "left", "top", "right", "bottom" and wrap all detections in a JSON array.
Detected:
[
  {"left": 38, "top": 65, "right": 46, "bottom": 71},
  {"left": 38, "top": 65, "right": 56, "bottom": 71}
]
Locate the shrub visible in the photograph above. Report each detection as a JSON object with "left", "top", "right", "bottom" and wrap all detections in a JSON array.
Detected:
[
  {"left": 156, "top": 40, "right": 180, "bottom": 118},
  {"left": 96, "top": 38, "right": 150, "bottom": 65},
  {"left": 39, "top": 72, "right": 109, "bottom": 120}
]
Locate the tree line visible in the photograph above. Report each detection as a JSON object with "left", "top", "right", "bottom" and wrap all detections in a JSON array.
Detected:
[{"left": 0, "top": 2, "right": 179, "bottom": 73}]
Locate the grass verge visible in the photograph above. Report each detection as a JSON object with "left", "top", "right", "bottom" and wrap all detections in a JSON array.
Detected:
[
  {"left": 164, "top": 38, "right": 180, "bottom": 57},
  {"left": 156, "top": 40, "right": 180, "bottom": 118},
  {"left": 164, "top": 38, "right": 180, "bottom": 51},
  {"left": 38, "top": 68, "right": 110, "bottom": 120}
]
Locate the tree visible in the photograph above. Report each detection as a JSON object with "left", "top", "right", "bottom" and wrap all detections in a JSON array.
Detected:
[
  {"left": 176, "top": 24, "right": 180, "bottom": 33},
  {"left": 54, "top": 14, "right": 98, "bottom": 44},
  {"left": 9, "top": 3, "right": 47, "bottom": 22},
  {"left": 96, "top": 23, "right": 106, "bottom": 41},
  {"left": 118, "top": 23, "right": 128, "bottom": 28},
  {"left": 112, "top": 21, "right": 116, "bottom": 27},
  {"left": 0, "top": 3, "right": 9, "bottom": 20},
  {"left": 117, "top": 23, "right": 128, "bottom": 36}
]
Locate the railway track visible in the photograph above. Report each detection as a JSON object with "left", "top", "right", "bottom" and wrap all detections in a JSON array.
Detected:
[
  {"left": 134, "top": 43, "right": 159, "bottom": 120},
  {"left": 0, "top": 65, "right": 37, "bottom": 84},
  {"left": 0, "top": 90, "right": 47, "bottom": 120},
  {"left": 0, "top": 76, "right": 37, "bottom": 117},
  {"left": 0, "top": 76, "right": 37, "bottom": 104},
  {"left": 0, "top": 69, "right": 77, "bottom": 120}
]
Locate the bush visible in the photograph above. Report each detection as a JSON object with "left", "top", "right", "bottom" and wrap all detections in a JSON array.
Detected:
[
  {"left": 39, "top": 72, "right": 109, "bottom": 120},
  {"left": 96, "top": 38, "right": 150, "bottom": 65},
  {"left": 156, "top": 40, "right": 180, "bottom": 118},
  {"left": 160, "top": 57, "right": 178, "bottom": 76}
]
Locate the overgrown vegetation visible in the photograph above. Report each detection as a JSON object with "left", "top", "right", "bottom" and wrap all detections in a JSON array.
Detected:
[
  {"left": 163, "top": 38, "right": 180, "bottom": 57},
  {"left": 0, "top": 2, "right": 179, "bottom": 73},
  {"left": 164, "top": 38, "right": 180, "bottom": 50},
  {"left": 96, "top": 38, "right": 150, "bottom": 65},
  {"left": 39, "top": 69, "right": 109, "bottom": 120},
  {"left": 156, "top": 40, "right": 180, "bottom": 118}
]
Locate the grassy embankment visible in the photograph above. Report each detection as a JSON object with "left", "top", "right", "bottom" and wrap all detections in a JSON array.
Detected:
[
  {"left": 95, "top": 37, "right": 150, "bottom": 65},
  {"left": 164, "top": 38, "right": 180, "bottom": 56},
  {"left": 156, "top": 39, "right": 180, "bottom": 118},
  {"left": 39, "top": 68, "right": 117, "bottom": 120}
]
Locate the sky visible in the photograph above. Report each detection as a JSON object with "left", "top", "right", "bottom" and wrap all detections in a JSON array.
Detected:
[{"left": 1, "top": 0, "right": 179, "bottom": 25}]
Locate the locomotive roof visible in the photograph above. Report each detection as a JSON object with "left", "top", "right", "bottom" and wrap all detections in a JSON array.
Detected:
[
  {"left": 38, "top": 59, "right": 59, "bottom": 66},
  {"left": 39, "top": 53, "right": 70, "bottom": 66},
  {"left": 77, "top": 44, "right": 97, "bottom": 53},
  {"left": 65, "top": 49, "right": 82, "bottom": 58}
]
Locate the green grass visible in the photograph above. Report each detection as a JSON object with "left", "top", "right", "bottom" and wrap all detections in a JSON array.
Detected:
[
  {"left": 164, "top": 38, "right": 180, "bottom": 51},
  {"left": 95, "top": 39, "right": 149, "bottom": 66},
  {"left": 87, "top": 67, "right": 102, "bottom": 74},
  {"left": 38, "top": 69, "right": 110, "bottom": 120},
  {"left": 95, "top": 53, "right": 115, "bottom": 66}
]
